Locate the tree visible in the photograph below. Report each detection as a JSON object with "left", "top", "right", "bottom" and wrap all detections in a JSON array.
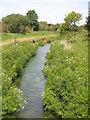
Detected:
[
  {"left": 2, "top": 14, "right": 30, "bottom": 33},
  {"left": 39, "top": 21, "right": 48, "bottom": 31},
  {"left": 59, "top": 22, "right": 67, "bottom": 34},
  {"left": 55, "top": 23, "right": 60, "bottom": 31},
  {"left": 26, "top": 10, "right": 39, "bottom": 31},
  {"left": 64, "top": 11, "right": 82, "bottom": 42}
]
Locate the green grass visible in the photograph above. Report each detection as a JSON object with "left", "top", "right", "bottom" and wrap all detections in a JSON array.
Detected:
[
  {"left": 2, "top": 31, "right": 57, "bottom": 41},
  {"left": 60, "top": 29, "right": 88, "bottom": 57},
  {"left": 43, "top": 30, "right": 88, "bottom": 118},
  {"left": 72, "top": 30, "right": 88, "bottom": 57}
]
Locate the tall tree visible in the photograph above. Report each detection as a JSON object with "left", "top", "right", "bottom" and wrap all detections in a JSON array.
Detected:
[
  {"left": 64, "top": 11, "right": 82, "bottom": 42},
  {"left": 26, "top": 10, "right": 39, "bottom": 31},
  {"left": 2, "top": 14, "right": 30, "bottom": 33}
]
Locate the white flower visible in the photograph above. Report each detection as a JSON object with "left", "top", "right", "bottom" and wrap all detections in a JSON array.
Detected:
[
  {"left": 8, "top": 77, "right": 11, "bottom": 80},
  {"left": 21, "top": 106, "right": 24, "bottom": 110},
  {"left": 20, "top": 90, "right": 22, "bottom": 93},
  {"left": 78, "top": 78, "right": 81, "bottom": 80},
  {"left": 41, "top": 92, "right": 45, "bottom": 96}
]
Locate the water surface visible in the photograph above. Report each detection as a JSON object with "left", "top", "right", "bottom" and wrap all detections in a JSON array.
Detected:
[{"left": 16, "top": 44, "right": 50, "bottom": 118}]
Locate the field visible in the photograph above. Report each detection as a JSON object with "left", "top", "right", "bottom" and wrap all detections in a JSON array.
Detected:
[
  {"left": 2, "top": 31, "right": 57, "bottom": 41},
  {"left": 42, "top": 30, "right": 88, "bottom": 118}
]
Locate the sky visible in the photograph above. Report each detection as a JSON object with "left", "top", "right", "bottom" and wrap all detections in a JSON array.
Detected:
[{"left": 0, "top": 0, "right": 89, "bottom": 25}]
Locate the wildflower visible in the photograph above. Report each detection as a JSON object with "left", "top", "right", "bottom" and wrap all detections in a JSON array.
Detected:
[
  {"left": 41, "top": 92, "right": 45, "bottom": 96},
  {"left": 8, "top": 77, "right": 11, "bottom": 80},
  {"left": 21, "top": 106, "right": 24, "bottom": 110},
  {"left": 24, "top": 100, "right": 27, "bottom": 103},
  {"left": 20, "top": 90, "right": 22, "bottom": 93},
  {"left": 78, "top": 78, "right": 81, "bottom": 80}
]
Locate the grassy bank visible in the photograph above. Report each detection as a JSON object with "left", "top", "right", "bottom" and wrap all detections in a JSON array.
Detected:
[
  {"left": 2, "top": 31, "right": 58, "bottom": 41},
  {"left": 43, "top": 30, "right": 88, "bottom": 118},
  {"left": 2, "top": 34, "right": 58, "bottom": 117},
  {"left": 2, "top": 41, "right": 38, "bottom": 117}
]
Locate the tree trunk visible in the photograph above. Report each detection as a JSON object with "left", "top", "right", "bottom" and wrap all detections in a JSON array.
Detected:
[
  {"left": 14, "top": 37, "right": 16, "bottom": 45},
  {"left": 74, "top": 22, "right": 76, "bottom": 42},
  {"left": 31, "top": 25, "right": 33, "bottom": 32},
  {"left": 74, "top": 31, "right": 76, "bottom": 42}
]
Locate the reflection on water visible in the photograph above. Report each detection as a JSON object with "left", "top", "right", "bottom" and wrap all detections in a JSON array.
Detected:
[{"left": 15, "top": 44, "right": 50, "bottom": 118}]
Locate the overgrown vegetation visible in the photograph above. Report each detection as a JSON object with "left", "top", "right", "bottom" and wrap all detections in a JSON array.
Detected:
[
  {"left": 2, "top": 35, "right": 58, "bottom": 117},
  {"left": 2, "top": 42, "right": 38, "bottom": 116},
  {"left": 43, "top": 30, "right": 88, "bottom": 118}
]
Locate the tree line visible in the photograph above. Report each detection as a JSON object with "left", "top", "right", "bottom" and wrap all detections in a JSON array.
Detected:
[
  {"left": 2, "top": 10, "right": 60, "bottom": 33},
  {"left": 1, "top": 10, "right": 89, "bottom": 37}
]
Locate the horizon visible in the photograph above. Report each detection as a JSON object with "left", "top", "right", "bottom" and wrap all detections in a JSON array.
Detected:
[{"left": 0, "top": 0, "right": 89, "bottom": 25}]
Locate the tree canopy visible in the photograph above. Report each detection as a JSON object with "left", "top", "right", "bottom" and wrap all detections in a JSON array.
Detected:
[
  {"left": 2, "top": 14, "right": 30, "bottom": 33},
  {"left": 26, "top": 10, "right": 39, "bottom": 31},
  {"left": 60, "top": 11, "right": 82, "bottom": 42},
  {"left": 64, "top": 11, "right": 82, "bottom": 31}
]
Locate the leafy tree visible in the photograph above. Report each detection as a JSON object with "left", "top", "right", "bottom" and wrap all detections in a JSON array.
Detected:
[
  {"left": 2, "top": 14, "right": 30, "bottom": 33},
  {"left": 39, "top": 21, "right": 48, "bottom": 31},
  {"left": 39, "top": 21, "right": 59, "bottom": 31},
  {"left": 48, "top": 24, "right": 57, "bottom": 31},
  {"left": 64, "top": 11, "right": 82, "bottom": 42},
  {"left": 55, "top": 23, "right": 60, "bottom": 31},
  {"left": 26, "top": 10, "right": 39, "bottom": 31},
  {"left": 59, "top": 22, "right": 67, "bottom": 34}
]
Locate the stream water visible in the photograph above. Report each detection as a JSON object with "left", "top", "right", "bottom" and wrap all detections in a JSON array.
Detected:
[{"left": 15, "top": 44, "right": 50, "bottom": 118}]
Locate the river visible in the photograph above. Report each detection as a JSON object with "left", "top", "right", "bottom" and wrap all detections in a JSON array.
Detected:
[{"left": 15, "top": 43, "right": 50, "bottom": 118}]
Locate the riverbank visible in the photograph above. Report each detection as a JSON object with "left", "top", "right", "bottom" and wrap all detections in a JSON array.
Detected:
[
  {"left": 13, "top": 44, "right": 50, "bottom": 118},
  {"left": 2, "top": 34, "right": 58, "bottom": 118},
  {"left": 42, "top": 30, "right": 88, "bottom": 118},
  {"left": 2, "top": 41, "right": 38, "bottom": 117}
]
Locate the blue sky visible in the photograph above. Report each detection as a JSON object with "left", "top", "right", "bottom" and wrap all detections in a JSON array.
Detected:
[{"left": 0, "top": 0, "right": 89, "bottom": 25}]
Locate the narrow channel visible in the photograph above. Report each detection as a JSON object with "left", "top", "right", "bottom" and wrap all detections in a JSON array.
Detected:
[{"left": 16, "top": 44, "right": 50, "bottom": 118}]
